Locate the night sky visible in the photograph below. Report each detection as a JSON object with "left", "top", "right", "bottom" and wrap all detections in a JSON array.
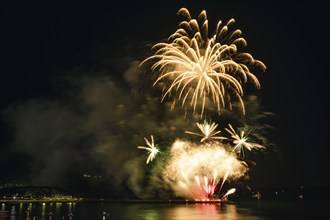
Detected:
[{"left": 1, "top": 1, "right": 329, "bottom": 198}]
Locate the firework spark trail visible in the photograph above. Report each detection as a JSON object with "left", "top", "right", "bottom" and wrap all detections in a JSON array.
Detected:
[
  {"left": 163, "top": 140, "right": 247, "bottom": 200},
  {"left": 225, "top": 124, "right": 265, "bottom": 157},
  {"left": 185, "top": 121, "right": 227, "bottom": 142},
  {"left": 221, "top": 188, "right": 236, "bottom": 200},
  {"left": 137, "top": 135, "right": 160, "bottom": 164},
  {"left": 141, "top": 7, "right": 266, "bottom": 116}
]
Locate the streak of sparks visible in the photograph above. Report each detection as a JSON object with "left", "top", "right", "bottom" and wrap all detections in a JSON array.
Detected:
[
  {"left": 225, "top": 124, "right": 265, "bottom": 157},
  {"left": 185, "top": 121, "right": 227, "bottom": 142},
  {"left": 220, "top": 188, "right": 236, "bottom": 200},
  {"left": 137, "top": 135, "right": 160, "bottom": 164},
  {"left": 141, "top": 7, "right": 266, "bottom": 116}
]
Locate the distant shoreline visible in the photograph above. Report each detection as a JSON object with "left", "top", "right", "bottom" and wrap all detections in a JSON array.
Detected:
[{"left": 0, "top": 198, "right": 228, "bottom": 204}]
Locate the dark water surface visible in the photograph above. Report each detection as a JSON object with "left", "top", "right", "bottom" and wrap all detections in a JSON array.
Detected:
[{"left": 0, "top": 199, "right": 328, "bottom": 220}]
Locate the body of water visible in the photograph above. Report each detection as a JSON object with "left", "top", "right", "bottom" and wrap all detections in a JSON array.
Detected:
[{"left": 0, "top": 199, "right": 328, "bottom": 220}]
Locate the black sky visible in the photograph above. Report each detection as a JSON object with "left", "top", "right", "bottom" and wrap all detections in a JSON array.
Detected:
[{"left": 1, "top": 0, "right": 329, "bottom": 194}]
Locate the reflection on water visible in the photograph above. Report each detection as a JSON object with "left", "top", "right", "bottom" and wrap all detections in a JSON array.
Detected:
[
  {"left": 0, "top": 200, "right": 327, "bottom": 220},
  {"left": 0, "top": 202, "right": 76, "bottom": 220},
  {"left": 170, "top": 203, "right": 262, "bottom": 220},
  {"left": 167, "top": 204, "right": 220, "bottom": 220},
  {"left": 0, "top": 202, "right": 262, "bottom": 220}
]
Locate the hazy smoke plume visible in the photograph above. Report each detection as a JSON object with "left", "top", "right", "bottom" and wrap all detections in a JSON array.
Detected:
[
  {"left": 2, "top": 58, "right": 200, "bottom": 198},
  {"left": 2, "top": 52, "right": 274, "bottom": 199}
]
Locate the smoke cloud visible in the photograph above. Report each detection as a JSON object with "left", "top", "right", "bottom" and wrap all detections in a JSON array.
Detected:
[
  {"left": 2, "top": 53, "right": 274, "bottom": 199},
  {"left": 2, "top": 60, "right": 200, "bottom": 198}
]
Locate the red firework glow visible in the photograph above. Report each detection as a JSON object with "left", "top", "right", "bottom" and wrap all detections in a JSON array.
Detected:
[{"left": 195, "top": 176, "right": 217, "bottom": 198}]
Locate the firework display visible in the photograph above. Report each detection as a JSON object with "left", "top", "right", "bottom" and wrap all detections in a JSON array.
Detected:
[
  {"left": 137, "top": 135, "right": 160, "bottom": 164},
  {"left": 185, "top": 121, "right": 227, "bottom": 143},
  {"left": 137, "top": 7, "right": 266, "bottom": 201},
  {"left": 141, "top": 8, "right": 265, "bottom": 116},
  {"left": 225, "top": 124, "right": 265, "bottom": 157},
  {"left": 163, "top": 139, "right": 247, "bottom": 200}
]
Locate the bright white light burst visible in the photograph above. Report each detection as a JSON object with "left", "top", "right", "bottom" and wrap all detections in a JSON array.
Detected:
[
  {"left": 163, "top": 140, "right": 247, "bottom": 200},
  {"left": 225, "top": 124, "right": 265, "bottom": 157},
  {"left": 137, "top": 135, "right": 160, "bottom": 164},
  {"left": 185, "top": 121, "right": 227, "bottom": 142}
]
